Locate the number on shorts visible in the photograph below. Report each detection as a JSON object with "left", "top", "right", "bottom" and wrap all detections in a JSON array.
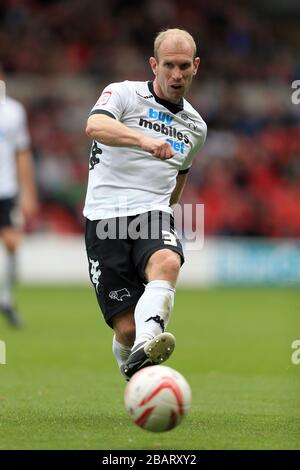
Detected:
[{"left": 162, "top": 230, "right": 177, "bottom": 246}]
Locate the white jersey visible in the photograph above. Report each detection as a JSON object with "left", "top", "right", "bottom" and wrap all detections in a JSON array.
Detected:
[
  {"left": 83, "top": 80, "right": 207, "bottom": 220},
  {"left": 0, "top": 96, "right": 31, "bottom": 199}
]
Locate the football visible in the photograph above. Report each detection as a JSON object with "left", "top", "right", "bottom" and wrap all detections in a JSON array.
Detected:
[{"left": 124, "top": 365, "right": 192, "bottom": 432}]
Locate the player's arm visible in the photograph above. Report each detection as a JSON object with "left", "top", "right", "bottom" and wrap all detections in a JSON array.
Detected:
[
  {"left": 169, "top": 172, "right": 189, "bottom": 207},
  {"left": 16, "top": 149, "right": 38, "bottom": 219},
  {"left": 86, "top": 114, "right": 174, "bottom": 160}
]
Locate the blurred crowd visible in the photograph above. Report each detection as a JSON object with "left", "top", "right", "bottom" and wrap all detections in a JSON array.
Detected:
[{"left": 1, "top": 0, "right": 300, "bottom": 237}]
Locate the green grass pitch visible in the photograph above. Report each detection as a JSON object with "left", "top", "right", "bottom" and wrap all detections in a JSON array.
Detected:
[{"left": 0, "top": 286, "right": 299, "bottom": 450}]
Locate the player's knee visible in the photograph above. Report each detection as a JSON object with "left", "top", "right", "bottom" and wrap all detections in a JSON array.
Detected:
[
  {"left": 147, "top": 249, "right": 181, "bottom": 278},
  {"left": 161, "top": 256, "right": 180, "bottom": 277}
]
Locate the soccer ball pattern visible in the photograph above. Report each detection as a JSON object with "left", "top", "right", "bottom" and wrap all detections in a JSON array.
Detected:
[{"left": 124, "top": 365, "right": 192, "bottom": 432}]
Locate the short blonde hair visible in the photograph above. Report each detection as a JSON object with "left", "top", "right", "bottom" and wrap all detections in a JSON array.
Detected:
[{"left": 154, "top": 28, "right": 197, "bottom": 61}]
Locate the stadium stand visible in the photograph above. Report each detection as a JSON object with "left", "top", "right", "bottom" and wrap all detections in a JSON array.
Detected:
[{"left": 1, "top": 0, "right": 299, "bottom": 237}]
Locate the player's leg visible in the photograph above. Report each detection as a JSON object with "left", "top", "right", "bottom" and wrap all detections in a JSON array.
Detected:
[
  {"left": 111, "top": 307, "right": 135, "bottom": 373},
  {"left": 0, "top": 197, "right": 23, "bottom": 328},
  {"left": 121, "top": 211, "right": 184, "bottom": 379},
  {"left": 121, "top": 250, "right": 180, "bottom": 379},
  {"left": 0, "top": 228, "right": 23, "bottom": 327},
  {"left": 133, "top": 249, "right": 180, "bottom": 344},
  {"left": 112, "top": 306, "right": 136, "bottom": 346},
  {"left": 85, "top": 218, "right": 144, "bottom": 377}
]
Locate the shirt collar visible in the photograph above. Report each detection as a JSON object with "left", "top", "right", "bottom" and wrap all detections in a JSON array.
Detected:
[{"left": 148, "top": 81, "right": 184, "bottom": 114}]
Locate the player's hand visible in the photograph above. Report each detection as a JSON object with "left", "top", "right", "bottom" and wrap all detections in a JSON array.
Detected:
[{"left": 140, "top": 137, "right": 175, "bottom": 160}]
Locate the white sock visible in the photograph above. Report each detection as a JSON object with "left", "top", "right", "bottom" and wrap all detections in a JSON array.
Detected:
[
  {"left": 133, "top": 280, "right": 175, "bottom": 347},
  {"left": 112, "top": 335, "right": 131, "bottom": 368},
  {"left": 1, "top": 250, "right": 16, "bottom": 307}
]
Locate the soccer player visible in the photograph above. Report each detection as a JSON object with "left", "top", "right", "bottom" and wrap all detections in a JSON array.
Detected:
[
  {"left": 0, "top": 64, "right": 38, "bottom": 327},
  {"left": 84, "top": 28, "right": 207, "bottom": 379}
]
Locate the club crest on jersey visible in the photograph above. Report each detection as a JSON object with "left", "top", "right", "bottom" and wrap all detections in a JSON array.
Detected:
[
  {"left": 180, "top": 113, "right": 197, "bottom": 131},
  {"left": 109, "top": 288, "right": 131, "bottom": 302}
]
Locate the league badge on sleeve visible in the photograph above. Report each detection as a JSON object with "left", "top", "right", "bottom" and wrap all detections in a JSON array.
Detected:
[{"left": 97, "top": 91, "right": 112, "bottom": 106}]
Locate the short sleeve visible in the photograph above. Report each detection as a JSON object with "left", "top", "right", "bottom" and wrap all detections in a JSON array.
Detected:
[{"left": 89, "top": 82, "right": 130, "bottom": 121}]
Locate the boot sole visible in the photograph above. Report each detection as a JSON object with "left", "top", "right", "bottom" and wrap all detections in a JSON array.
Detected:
[{"left": 144, "top": 332, "right": 176, "bottom": 364}]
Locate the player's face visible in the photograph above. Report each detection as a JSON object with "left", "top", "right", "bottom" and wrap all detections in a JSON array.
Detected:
[{"left": 149, "top": 39, "right": 200, "bottom": 104}]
